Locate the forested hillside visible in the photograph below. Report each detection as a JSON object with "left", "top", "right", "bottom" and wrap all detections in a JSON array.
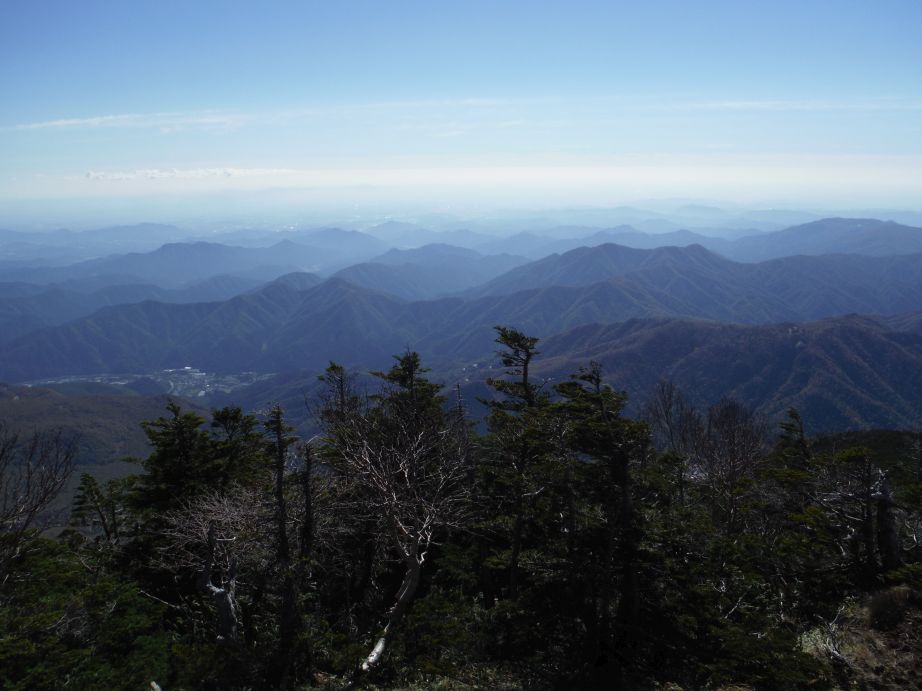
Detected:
[{"left": 2, "top": 328, "right": 921, "bottom": 689}]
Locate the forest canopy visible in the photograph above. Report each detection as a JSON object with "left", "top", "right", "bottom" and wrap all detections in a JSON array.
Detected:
[{"left": 2, "top": 327, "right": 921, "bottom": 690}]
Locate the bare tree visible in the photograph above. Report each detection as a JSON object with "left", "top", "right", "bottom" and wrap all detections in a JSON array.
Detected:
[
  {"left": 643, "top": 380, "right": 701, "bottom": 458},
  {"left": 693, "top": 398, "right": 768, "bottom": 533},
  {"left": 321, "top": 354, "right": 473, "bottom": 673},
  {"left": 159, "top": 486, "right": 272, "bottom": 642},
  {"left": 1, "top": 423, "right": 77, "bottom": 581},
  {"left": 642, "top": 380, "right": 703, "bottom": 504},
  {"left": 808, "top": 449, "right": 906, "bottom": 584}
]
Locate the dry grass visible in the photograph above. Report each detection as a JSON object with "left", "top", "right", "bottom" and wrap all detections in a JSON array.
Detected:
[{"left": 801, "top": 594, "right": 922, "bottom": 690}]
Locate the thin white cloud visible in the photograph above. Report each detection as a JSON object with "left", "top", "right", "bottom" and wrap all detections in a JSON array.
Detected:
[
  {"left": 11, "top": 96, "right": 922, "bottom": 133},
  {"left": 11, "top": 98, "right": 529, "bottom": 132},
  {"left": 84, "top": 167, "right": 300, "bottom": 181},
  {"left": 353, "top": 97, "right": 526, "bottom": 110},
  {"left": 15, "top": 110, "right": 251, "bottom": 131},
  {"left": 676, "top": 99, "right": 922, "bottom": 112}
]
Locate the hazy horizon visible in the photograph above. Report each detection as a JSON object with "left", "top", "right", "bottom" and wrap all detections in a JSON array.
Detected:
[{"left": 4, "top": 196, "right": 922, "bottom": 236}]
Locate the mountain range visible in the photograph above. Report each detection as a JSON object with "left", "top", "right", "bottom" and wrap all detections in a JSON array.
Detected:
[
  {"left": 333, "top": 244, "right": 529, "bottom": 299},
  {"left": 4, "top": 216, "right": 922, "bottom": 431},
  {"left": 205, "top": 311, "right": 922, "bottom": 434},
  {"left": 468, "top": 218, "right": 922, "bottom": 263},
  {"left": 6, "top": 241, "right": 922, "bottom": 383},
  {"left": 0, "top": 274, "right": 275, "bottom": 344}
]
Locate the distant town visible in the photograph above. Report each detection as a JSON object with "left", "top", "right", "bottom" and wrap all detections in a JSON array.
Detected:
[{"left": 25, "top": 367, "right": 273, "bottom": 398}]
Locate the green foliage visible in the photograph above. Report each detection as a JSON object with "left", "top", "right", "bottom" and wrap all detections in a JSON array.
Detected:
[
  {"left": 486, "top": 326, "right": 544, "bottom": 410},
  {"left": 70, "top": 472, "right": 137, "bottom": 546},
  {"left": 211, "top": 405, "right": 268, "bottom": 489},
  {"left": 0, "top": 538, "right": 171, "bottom": 691},
  {"left": 133, "top": 400, "right": 214, "bottom": 513},
  {"left": 400, "top": 588, "right": 481, "bottom": 676},
  {"left": 6, "top": 336, "right": 922, "bottom": 688},
  {"left": 703, "top": 620, "right": 830, "bottom": 690},
  {"left": 132, "top": 401, "right": 268, "bottom": 517}
]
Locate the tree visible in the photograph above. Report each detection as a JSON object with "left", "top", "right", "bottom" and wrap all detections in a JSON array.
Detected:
[
  {"left": 70, "top": 472, "right": 137, "bottom": 548},
  {"left": 1, "top": 423, "right": 77, "bottom": 580},
  {"left": 487, "top": 326, "right": 543, "bottom": 410},
  {"left": 211, "top": 406, "right": 268, "bottom": 489},
  {"left": 155, "top": 406, "right": 325, "bottom": 688},
  {"left": 555, "top": 362, "right": 649, "bottom": 680},
  {"left": 642, "top": 380, "right": 702, "bottom": 505},
  {"left": 694, "top": 398, "right": 768, "bottom": 534},
  {"left": 264, "top": 403, "right": 303, "bottom": 688},
  {"left": 160, "top": 489, "right": 268, "bottom": 644},
  {"left": 483, "top": 326, "right": 549, "bottom": 599},
  {"left": 320, "top": 353, "right": 472, "bottom": 674},
  {"left": 132, "top": 401, "right": 214, "bottom": 516}
]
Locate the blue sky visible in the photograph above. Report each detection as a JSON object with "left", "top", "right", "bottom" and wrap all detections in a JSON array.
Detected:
[{"left": 2, "top": 0, "right": 921, "bottom": 218}]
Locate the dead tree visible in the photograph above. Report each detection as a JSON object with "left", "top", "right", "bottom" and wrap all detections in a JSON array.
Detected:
[
  {"left": 642, "top": 380, "right": 703, "bottom": 504},
  {"left": 159, "top": 487, "right": 271, "bottom": 643},
  {"left": 1, "top": 424, "right": 77, "bottom": 581},
  {"left": 321, "top": 354, "right": 472, "bottom": 674},
  {"left": 694, "top": 398, "right": 767, "bottom": 533},
  {"left": 874, "top": 471, "right": 903, "bottom": 573},
  {"left": 200, "top": 522, "right": 241, "bottom": 643}
]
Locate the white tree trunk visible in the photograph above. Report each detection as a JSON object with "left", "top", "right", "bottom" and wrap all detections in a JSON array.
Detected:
[{"left": 361, "top": 544, "right": 422, "bottom": 672}]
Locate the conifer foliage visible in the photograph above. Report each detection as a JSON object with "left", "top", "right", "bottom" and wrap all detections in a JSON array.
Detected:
[{"left": 1, "top": 329, "right": 922, "bottom": 688}]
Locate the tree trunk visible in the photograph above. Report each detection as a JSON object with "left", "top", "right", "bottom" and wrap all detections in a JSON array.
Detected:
[
  {"left": 508, "top": 501, "right": 525, "bottom": 599},
  {"left": 876, "top": 473, "right": 903, "bottom": 572},
  {"left": 299, "top": 445, "right": 314, "bottom": 585},
  {"left": 350, "top": 520, "right": 378, "bottom": 621},
  {"left": 297, "top": 446, "right": 314, "bottom": 677},
  {"left": 207, "top": 561, "right": 240, "bottom": 643},
  {"left": 361, "top": 542, "right": 423, "bottom": 673},
  {"left": 268, "top": 406, "right": 300, "bottom": 689},
  {"left": 199, "top": 525, "right": 241, "bottom": 643},
  {"left": 861, "top": 497, "right": 879, "bottom": 585}
]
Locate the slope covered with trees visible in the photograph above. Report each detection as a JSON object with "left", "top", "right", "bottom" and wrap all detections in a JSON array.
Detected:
[
  {"left": 536, "top": 315, "right": 922, "bottom": 431},
  {"left": 2, "top": 329, "right": 922, "bottom": 689}
]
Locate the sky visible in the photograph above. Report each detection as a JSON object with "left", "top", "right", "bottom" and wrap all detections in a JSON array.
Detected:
[{"left": 1, "top": 0, "right": 921, "bottom": 224}]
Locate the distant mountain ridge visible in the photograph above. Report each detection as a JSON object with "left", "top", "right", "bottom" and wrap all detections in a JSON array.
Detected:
[
  {"left": 464, "top": 242, "right": 922, "bottom": 321},
  {"left": 7, "top": 242, "right": 922, "bottom": 382},
  {"left": 333, "top": 244, "right": 530, "bottom": 299},
  {"left": 0, "top": 274, "right": 284, "bottom": 344},
  {"left": 466, "top": 243, "right": 734, "bottom": 297},
  {"left": 719, "top": 218, "right": 922, "bottom": 261},
  {"left": 214, "top": 312, "right": 922, "bottom": 433},
  {"left": 536, "top": 314, "right": 922, "bottom": 431},
  {"left": 461, "top": 217, "right": 922, "bottom": 263},
  {"left": 0, "top": 237, "right": 365, "bottom": 287}
]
